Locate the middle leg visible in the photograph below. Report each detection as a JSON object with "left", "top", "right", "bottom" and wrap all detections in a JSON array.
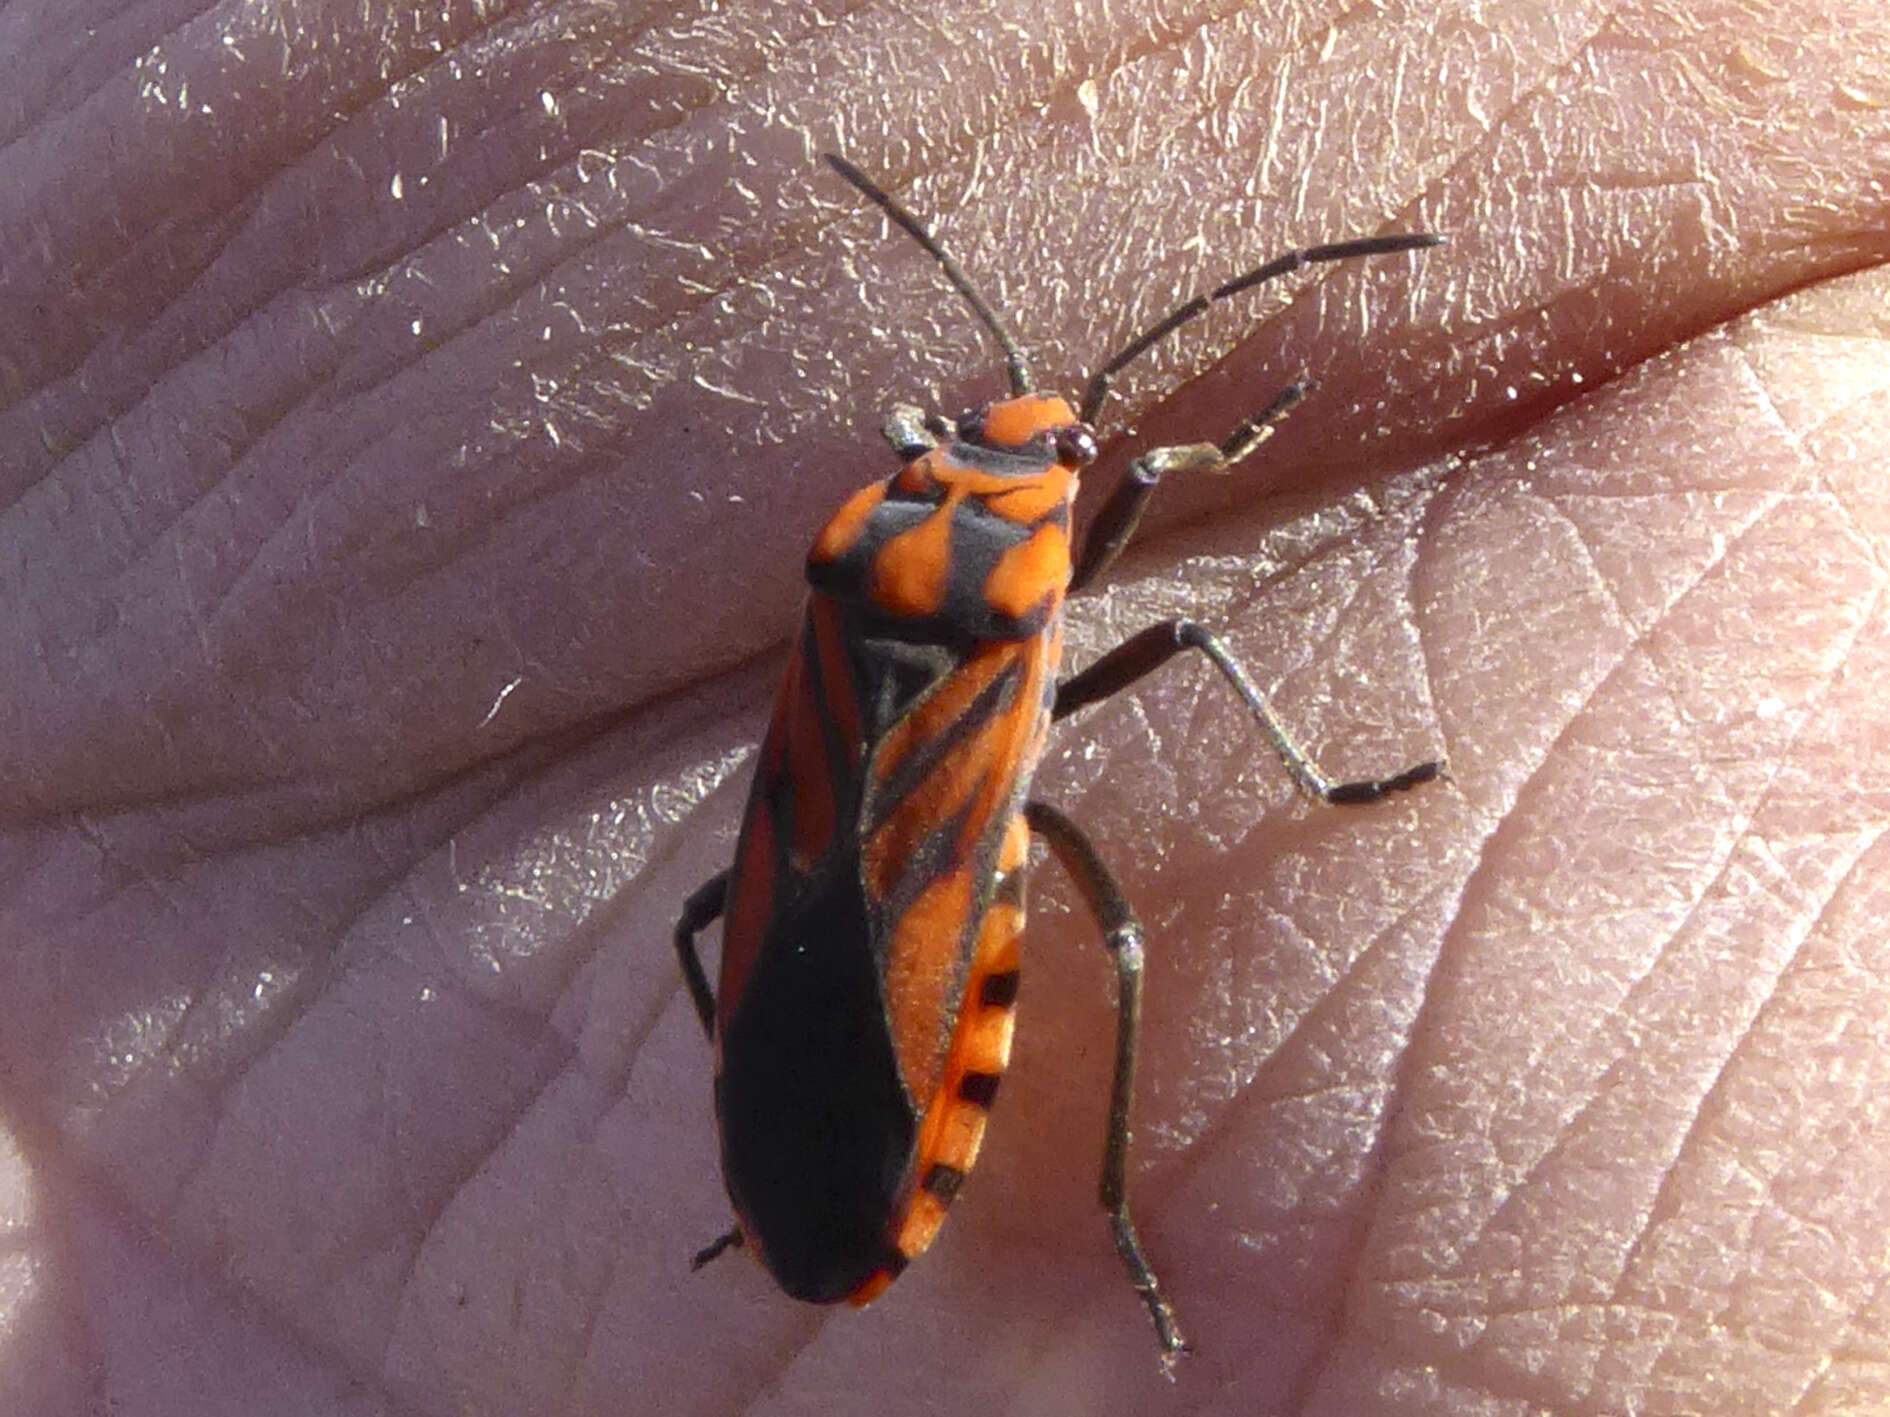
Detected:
[{"left": 1052, "top": 620, "right": 1443, "bottom": 804}]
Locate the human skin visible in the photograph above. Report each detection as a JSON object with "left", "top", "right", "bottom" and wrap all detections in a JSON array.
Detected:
[{"left": 3, "top": 2, "right": 1889, "bottom": 1414}]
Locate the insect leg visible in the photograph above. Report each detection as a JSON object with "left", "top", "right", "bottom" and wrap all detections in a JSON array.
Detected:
[
  {"left": 1052, "top": 620, "right": 1443, "bottom": 804},
  {"left": 676, "top": 873, "right": 747, "bottom": 1269},
  {"left": 673, "top": 871, "right": 730, "bottom": 1038},
  {"left": 1022, "top": 800, "right": 1187, "bottom": 1367},
  {"left": 1068, "top": 384, "right": 1305, "bottom": 594},
  {"left": 691, "top": 1228, "right": 744, "bottom": 1269}
]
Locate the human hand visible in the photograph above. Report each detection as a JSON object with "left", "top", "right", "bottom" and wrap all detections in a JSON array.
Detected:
[{"left": 3, "top": 4, "right": 1886, "bottom": 1414}]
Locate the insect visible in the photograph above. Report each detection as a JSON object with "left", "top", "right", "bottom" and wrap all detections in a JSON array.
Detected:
[{"left": 673, "top": 153, "right": 1444, "bottom": 1366}]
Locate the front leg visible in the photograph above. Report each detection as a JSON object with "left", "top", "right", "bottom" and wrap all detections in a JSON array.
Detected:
[{"left": 1068, "top": 384, "right": 1305, "bottom": 593}]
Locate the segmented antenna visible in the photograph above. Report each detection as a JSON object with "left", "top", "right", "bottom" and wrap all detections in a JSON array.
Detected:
[
  {"left": 1079, "top": 232, "right": 1443, "bottom": 426},
  {"left": 824, "top": 154, "right": 1034, "bottom": 398}
]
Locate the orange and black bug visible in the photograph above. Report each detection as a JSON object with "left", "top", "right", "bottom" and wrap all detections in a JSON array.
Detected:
[{"left": 673, "top": 153, "right": 1444, "bottom": 1366}]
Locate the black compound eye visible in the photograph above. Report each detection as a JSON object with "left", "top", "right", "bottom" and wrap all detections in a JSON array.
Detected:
[{"left": 1053, "top": 425, "right": 1099, "bottom": 467}]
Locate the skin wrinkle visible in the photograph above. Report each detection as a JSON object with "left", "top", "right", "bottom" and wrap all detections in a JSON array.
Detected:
[
  {"left": 1456, "top": 805, "right": 1784, "bottom": 1275},
  {"left": 1532, "top": 489, "right": 1669, "bottom": 647},
  {"left": 1602, "top": 840, "right": 1873, "bottom": 1317},
  {"left": 1762, "top": 907, "right": 1890, "bottom": 1417},
  {"left": 1627, "top": 1044, "right": 1821, "bottom": 1395},
  {"left": 1178, "top": 867, "right": 1451, "bottom": 1118},
  {"left": 1217, "top": 885, "right": 1460, "bottom": 1413},
  {"left": 1424, "top": 624, "right": 1869, "bottom": 1384}
]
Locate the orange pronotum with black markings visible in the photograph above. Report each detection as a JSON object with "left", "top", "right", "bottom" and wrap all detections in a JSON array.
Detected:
[{"left": 672, "top": 154, "right": 1445, "bottom": 1366}]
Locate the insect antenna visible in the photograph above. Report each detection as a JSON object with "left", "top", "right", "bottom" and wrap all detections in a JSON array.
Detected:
[
  {"left": 1078, "top": 232, "right": 1443, "bottom": 426},
  {"left": 824, "top": 154, "right": 1034, "bottom": 398}
]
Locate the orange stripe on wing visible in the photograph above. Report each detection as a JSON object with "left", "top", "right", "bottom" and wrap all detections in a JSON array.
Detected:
[
  {"left": 807, "top": 594, "right": 864, "bottom": 752},
  {"left": 862, "top": 644, "right": 1017, "bottom": 901},
  {"left": 876, "top": 813, "right": 1032, "bottom": 1279},
  {"left": 717, "top": 792, "right": 778, "bottom": 1039},
  {"left": 782, "top": 637, "right": 836, "bottom": 871},
  {"left": 883, "top": 869, "right": 975, "bottom": 1103}
]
